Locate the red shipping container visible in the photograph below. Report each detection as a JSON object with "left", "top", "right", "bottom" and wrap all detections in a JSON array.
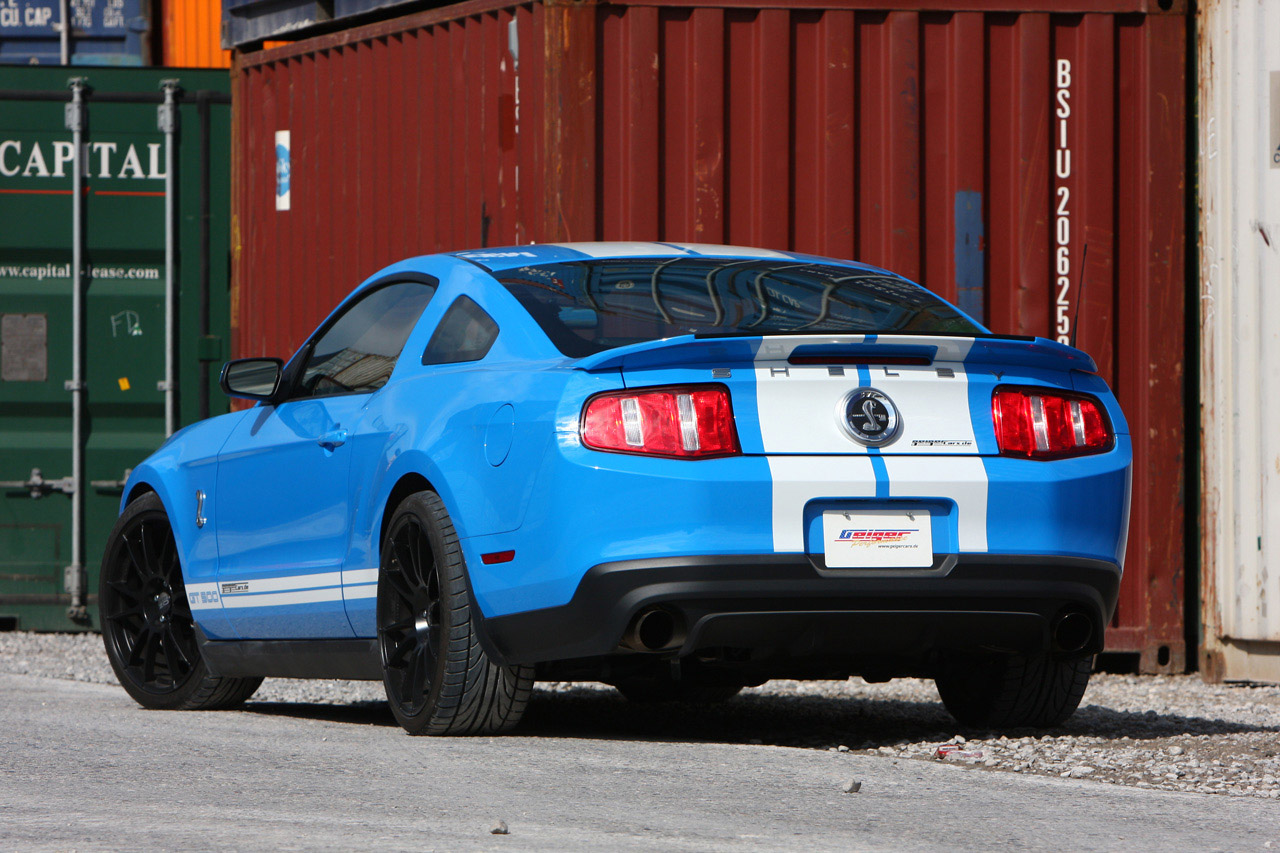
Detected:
[{"left": 231, "top": 0, "right": 1187, "bottom": 672}]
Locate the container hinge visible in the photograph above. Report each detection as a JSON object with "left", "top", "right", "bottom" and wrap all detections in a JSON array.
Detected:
[
  {"left": 156, "top": 379, "right": 172, "bottom": 392},
  {"left": 0, "top": 468, "right": 76, "bottom": 499},
  {"left": 64, "top": 564, "right": 88, "bottom": 624},
  {"left": 158, "top": 79, "right": 181, "bottom": 133},
  {"left": 64, "top": 77, "right": 87, "bottom": 132},
  {"left": 90, "top": 468, "right": 133, "bottom": 492},
  {"left": 64, "top": 379, "right": 84, "bottom": 392}
]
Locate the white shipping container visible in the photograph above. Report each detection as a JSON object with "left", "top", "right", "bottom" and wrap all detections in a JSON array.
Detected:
[{"left": 1198, "top": 0, "right": 1280, "bottom": 682}]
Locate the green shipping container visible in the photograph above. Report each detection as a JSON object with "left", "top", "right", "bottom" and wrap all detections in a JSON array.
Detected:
[{"left": 0, "top": 67, "right": 231, "bottom": 631}]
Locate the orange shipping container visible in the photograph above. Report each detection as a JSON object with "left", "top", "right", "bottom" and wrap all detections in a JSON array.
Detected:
[{"left": 161, "top": 0, "right": 232, "bottom": 68}]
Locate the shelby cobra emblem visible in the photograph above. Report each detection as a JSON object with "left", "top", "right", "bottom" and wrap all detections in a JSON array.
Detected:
[{"left": 840, "top": 388, "right": 901, "bottom": 446}]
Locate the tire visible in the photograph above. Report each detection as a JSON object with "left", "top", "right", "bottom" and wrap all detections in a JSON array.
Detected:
[
  {"left": 100, "top": 492, "right": 262, "bottom": 710},
  {"left": 377, "top": 491, "right": 534, "bottom": 735},
  {"left": 934, "top": 651, "right": 1093, "bottom": 729}
]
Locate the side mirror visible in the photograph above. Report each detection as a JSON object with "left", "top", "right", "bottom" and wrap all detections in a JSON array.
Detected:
[{"left": 220, "top": 358, "right": 284, "bottom": 401}]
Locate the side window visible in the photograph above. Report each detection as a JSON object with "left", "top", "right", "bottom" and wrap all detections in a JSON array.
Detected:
[
  {"left": 294, "top": 280, "right": 436, "bottom": 399},
  {"left": 421, "top": 296, "right": 499, "bottom": 366}
]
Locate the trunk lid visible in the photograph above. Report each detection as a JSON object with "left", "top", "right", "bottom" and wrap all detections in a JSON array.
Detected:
[{"left": 576, "top": 334, "right": 1096, "bottom": 456}]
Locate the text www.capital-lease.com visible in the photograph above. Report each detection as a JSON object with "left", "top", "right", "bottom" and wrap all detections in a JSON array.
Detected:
[{"left": 0, "top": 263, "right": 160, "bottom": 281}]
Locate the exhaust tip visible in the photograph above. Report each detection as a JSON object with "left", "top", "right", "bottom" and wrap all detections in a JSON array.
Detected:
[
  {"left": 1052, "top": 611, "right": 1093, "bottom": 654},
  {"left": 622, "top": 607, "right": 686, "bottom": 653}
]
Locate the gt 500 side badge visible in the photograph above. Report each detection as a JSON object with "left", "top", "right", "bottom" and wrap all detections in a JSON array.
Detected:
[{"left": 838, "top": 388, "right": 901, "bottom": 447}]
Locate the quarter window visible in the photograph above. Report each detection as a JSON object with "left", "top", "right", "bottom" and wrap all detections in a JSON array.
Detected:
[
  {"left": 421, "top": 296, "right": 499, "bottom": 365},
  {"left": 294, "top": 280, "right": 436, "bottom": 398}
]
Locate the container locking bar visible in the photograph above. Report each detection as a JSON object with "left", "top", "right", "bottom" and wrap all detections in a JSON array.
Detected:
[
  {"left": 65, "top": 76, "right": 88, "bottom": 624},
  {"left": 0, "top": 468, "right": 76, "bottom": 500},
  {"left": 89, "top": 468, "right": 134, "bottom": 492}
]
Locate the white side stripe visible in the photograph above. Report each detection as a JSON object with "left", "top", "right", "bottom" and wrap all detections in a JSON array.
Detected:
[
  {"left": 221, "top": 587, "right": 344, "bottom": 609},
  {"left": 187, "top": 569, "right": 382, "bottom": 610},
  {"left": 220, "top": 571, "right": 343, "bottom": 595},
  {"left": 342, "top": 583, "right": 378, "bottom": 601},
  {"left": 341, "top": 568, "right": 379, "bottom": 586}
]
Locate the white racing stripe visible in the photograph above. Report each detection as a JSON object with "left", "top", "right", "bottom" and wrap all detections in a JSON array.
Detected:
[
  {"left": 767, "top": 456, "right": 878, "bottom": 552},
  {"left": 754, "top": 335, "right": 990, "bottom": 554},
  {"left": 665, "top": 243, "right": 793, "bottom": 259},
  {"left": 882, "top": 456, "right": 989, "bottom": 552},
  {"left": 188, "top": 568, "right": 382, "bottom": 610},
  {"left": 551, "top": 241, "right": 688, "bottom": 258},
  {"left": 754, "top": 336, "right": 979, "bottom": 455}
]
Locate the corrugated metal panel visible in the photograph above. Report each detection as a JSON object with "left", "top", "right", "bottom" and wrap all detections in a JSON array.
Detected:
[
  {"left": 162, "top": 0, "right": 232, "bottom": 68},
  {"left": 1198, "top": 0, "right": 1280, "bottom": 683},
  {"left": 233, "top": 0, "right": 1187, "bottom": 671},
  {"left": 223, "top": 0, "right": 432, "bottom": 48}
]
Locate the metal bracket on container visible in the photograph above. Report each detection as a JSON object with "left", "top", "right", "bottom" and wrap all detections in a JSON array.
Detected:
[
  {"left": 64, "top": 565, "right": 89, "bottom": 624},
  {"left": 90, "top": 468, "right": 133, "bottom": 493},
  {"left": 64, "top": 77, "right": 87, "bottom": 132},
  {"left": 156, "top": 379, "right": 172, "bottom": 392},
  {"left": 63, "top": 379, "right": 84, "bottom": 392},
  {"left": 158, "top": 79, "right": 181, "bottom": 133},
  {"left": 0, "top": 468, "right": 76, "bottom": 499}
]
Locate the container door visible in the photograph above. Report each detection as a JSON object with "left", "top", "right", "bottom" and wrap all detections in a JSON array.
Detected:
[{"left": 0, "top": 67, "right": 232, "bottom": 632}]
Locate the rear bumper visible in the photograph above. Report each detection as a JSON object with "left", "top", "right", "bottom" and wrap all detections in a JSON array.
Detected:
[{"left": 480, "top": 554, "right": 1121, "bottom": 667}]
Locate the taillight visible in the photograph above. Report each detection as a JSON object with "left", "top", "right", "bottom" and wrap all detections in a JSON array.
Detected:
[
  {"left": 992, "top": 387, "right": 1112, "bottom": 459},
  {"left": 581, "top": 385, "right": 740, "bottom": 459}
]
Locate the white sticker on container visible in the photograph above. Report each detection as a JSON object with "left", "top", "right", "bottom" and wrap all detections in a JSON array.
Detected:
[{"left": 276, "top": 130, "right": 291, "bottom": 210}]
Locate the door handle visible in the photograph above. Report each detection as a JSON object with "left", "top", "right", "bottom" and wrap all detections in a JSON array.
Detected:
[{"left": 318, "top": 429, "right": 348, "bottom": 450}]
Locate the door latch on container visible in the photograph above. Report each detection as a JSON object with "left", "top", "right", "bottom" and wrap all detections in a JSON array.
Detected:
[
  {"left": 90, "top": 468, "right": 133, "bottom": 492},
  {"left": 0, "top": 468, "right": 75, "bottom": 499}
]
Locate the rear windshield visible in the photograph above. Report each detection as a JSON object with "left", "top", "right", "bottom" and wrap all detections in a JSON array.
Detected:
[{"left": 495, "top": 258, "right": 983, "bottom": 357}]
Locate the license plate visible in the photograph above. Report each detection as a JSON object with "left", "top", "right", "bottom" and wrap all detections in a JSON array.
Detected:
[{"left": 822, "top": 509, "right": 933, "bottom": 569}]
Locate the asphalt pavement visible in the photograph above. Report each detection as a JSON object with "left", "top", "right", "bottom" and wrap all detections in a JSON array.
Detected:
[{"left": 1, "top": 673, "right": 1277, "bottom": 852}]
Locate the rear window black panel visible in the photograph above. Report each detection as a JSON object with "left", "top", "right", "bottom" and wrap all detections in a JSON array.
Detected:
[{"left": 497, "top": 258, "right": 982, "bottom": 357}]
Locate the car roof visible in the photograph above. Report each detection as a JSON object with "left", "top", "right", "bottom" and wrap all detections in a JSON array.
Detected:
[{"left": 448, "top": 242, "right": 891, "bottom": 275}]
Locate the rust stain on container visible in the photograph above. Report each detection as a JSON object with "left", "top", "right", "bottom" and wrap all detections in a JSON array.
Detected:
[{"left": 232, "top": 0, "right": 1188, "bottom": 672}]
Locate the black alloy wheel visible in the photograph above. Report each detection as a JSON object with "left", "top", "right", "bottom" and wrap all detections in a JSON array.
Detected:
[
  {"left": 379, "top": 511, "right": 445, "bottom": 720},
  {"left": 100, "top": 492, "right": 261, "bottom": 710},
  {"left": 377, "top": 491, "right": 533, "bottom": 735}
]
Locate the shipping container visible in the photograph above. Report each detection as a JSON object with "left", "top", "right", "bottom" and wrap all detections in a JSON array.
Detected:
[
  {"left": 232, "top": 0, "right": 1188, "bottom": 671},
  {"left": 223, "top": 0, "right": 430, "bottom": 49},
  {"left": 161, "top": 0, "right": 232, "bottom": 68},
  {"left": 1197, "top": 0, "right": 1280, "bottom": 683},
  {"left": 0, "top": 67, "right": 232, "bottom": 631},
  {"left": 0, "top": 0, "right": 150, "bottom": 66}
]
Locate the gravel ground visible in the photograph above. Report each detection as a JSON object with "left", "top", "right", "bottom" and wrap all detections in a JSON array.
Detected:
[{"left": 3, "top": 631, "right": 1277, "bottom": 800}]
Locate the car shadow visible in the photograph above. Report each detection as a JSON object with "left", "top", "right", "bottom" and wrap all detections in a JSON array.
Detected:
[
  {"left": 240, "top": 699, "right": 397, "bottom": 727},
  {"left": 236, "top": 683, "right": 1279, "bottom": 747}
]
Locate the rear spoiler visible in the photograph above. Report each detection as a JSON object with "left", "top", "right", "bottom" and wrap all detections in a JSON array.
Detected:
[{"left": 573, "top": 334, "right": 1098, "bottom": 374}]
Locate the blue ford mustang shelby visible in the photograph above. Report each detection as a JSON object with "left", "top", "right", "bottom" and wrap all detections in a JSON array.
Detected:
[{"left": 100, "top": 242, "right": 1131, "bottom": 734}]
